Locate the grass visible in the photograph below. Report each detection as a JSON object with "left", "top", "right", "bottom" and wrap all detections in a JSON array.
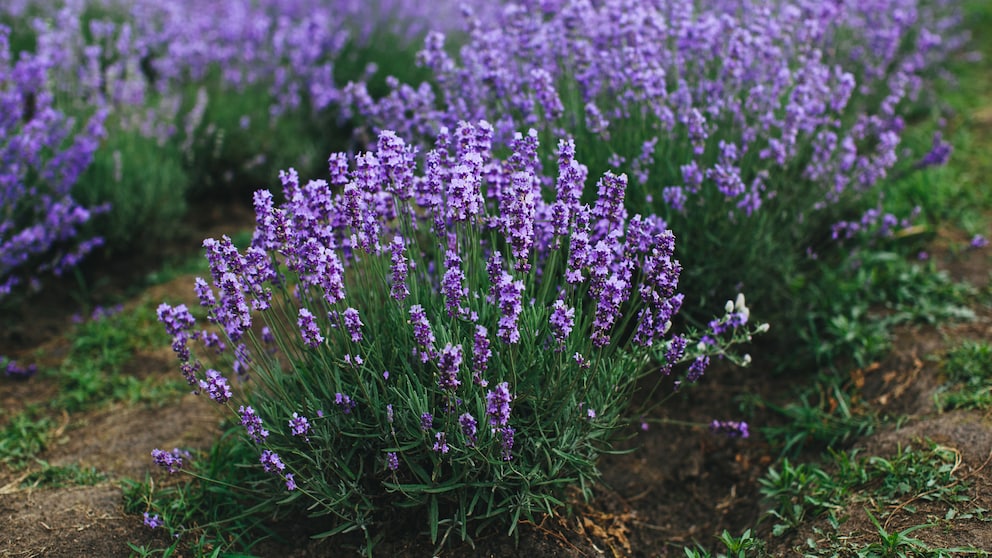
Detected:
[
  {"left": 20, "top": 462, "right": 107, "bottom": 489},
  {"left": 795, "top": 249, "right": 976, "bottom": 371},
  {"left": 0, "top": 298, "right": 190, "bottom": 473},
  {"left": 683, "top": 529, "right": 767, "bottom": 558},
  {"left": 0, "top": 409, "right": 57, "bottom": 470},
  {"left": 760, "top": 374, "right": 878, "bottom": 456},
  {"left": 50, "top": 300, "right": 186, "bottom": 412},
  {"left": 759, "top": 441, "right": 977, "bottom": 552},
  {"left": 934, "top": 341, "right": 992, "bottom": 411}
]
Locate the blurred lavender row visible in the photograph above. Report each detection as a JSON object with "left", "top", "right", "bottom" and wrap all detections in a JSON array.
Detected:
[
  {"left": 0, "top": 26, "right": 107, "bottom": 296},
  {"left": 0, "top": 0, "right": 475, "bottom": 297},
  {"left": 345, "top": 0, "right": 967, "bottom": 218}
]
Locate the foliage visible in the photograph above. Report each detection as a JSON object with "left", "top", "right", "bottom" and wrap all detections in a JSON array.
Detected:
[
  {"left": 760, "top": 442, "right": 971, "bottom": 539},
  {"left": 0, "top": 408, "right": 55, "bottom": 469},
  {"left": 20, "top": 462, "right": 106, "bottom": 488},
  {"left": 934, "top": 341, "right": 992, "bottom": 411}
]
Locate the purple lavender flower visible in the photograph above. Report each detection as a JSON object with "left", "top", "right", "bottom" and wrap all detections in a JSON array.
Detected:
[
  {"left": 409, "top": 305, "right": 436, "bottom": 362},
  {"left": 459, "top": 413, "right": 478, "bottom": 447},
  {"left": 495, "top": 272, "right": 525, "bottom": 344},
  {"left": 709, "top": 420, "right": 750, "bottom": 439},
  {"left": 447, "top": 162, "right": 484, "bottom": 222},
  {"left": 420, "top": 412, "right": 434, "bottom": 431},
  {"left": 143, "top": 512, "right": 162, "bottom": 530},
  {"left": 573, "top": 352, "right": 590, "bottom": 370},
  {"left": 289, "top": 412, "right": 311, "bottom": 439},
  {"left": 389, "top": 235, "right": 410, "bottom": 301},
  {"left": 916, "top": 131, "right": 952, "bottom": 169},
  {"left": 592, "top": 171, "right": 628, "bottom": 232},
  {"left": 485, "top": 382, "right": 513, "bottom": 427},
  {"left": 334, "top": 393, "right": 356, "bottom": 414},
  {"left": 386, "top": 451, "right": 399, "bottom": 471},
  {"left": 260, "top": 450, "right": 285, "bottom": 473},
  {"left": 660, "top": 335, "right": 688, "bottom": 376},
  {"left": 179, "top": 361, "right": 202, "bottom": 388},
  {"left": 343, "top": 307, "right": 363, "bottom": 343},
  {"left": 194, "top": 277, "right": 216, "bottom": 309},
  {"left": 4, "top": 360, "right": 37, "bottom": 379},
  {"left": 239, "top": 405, "right": 269, "bottom": 443},
  {"left": 200, "top": 331, "right": 226, "bottom": 354},
  {"left": 503, "top": 149, "right": 539, "bottom": 271},
  {"left": 151, "top": 448, "right": 188, "bottom": 474},
  {"left": 552, "top": 138, "right": 587, "bottom": 238},
  {"left": 549, "top": 299, "right": 575, "bottom": 350},
  {"left": 686, "top": 356, "right": 710, "bottom": 383},
  {"left": 377, "top": 130, "right": 417, "bottom": 200},
  {"left": 297, "top": 307, "right": 323, "bottom": 348},
  {"left": 472, "top": 325, "right": 491, "bottom": 386},
  {"left": 591, "top": 274, "right": 629, "bottom": 348},
  {"left": 261, "top": 326, "right": 276, "bottom": 348},
  {"left": 386, "top": 404, "right": 394, "bottom": 424},
  {"left": 328, "top": 153, "right": 350, "bottom": 186},
  {"left": 971, "top": 234, "right": 988, "bottom": 249},
  {"left": 565, "top": 207, "right": 591, "bottom": 284},
  {"left": 433, "top": 431, "right": 450, "bottom": 454},
  {"left": 442, "top": 250, "right": 466, "bottom": 317},
  {"left": 437, "top": 343, "right": 463, "bottom": 391},
  {"left": 498, "top": 426, "right": 515, "bottom": 461},
  {"left": 199, "top": 369, "right": 232, "bottom": 404},
  {"left": 285, "top": 473, "right": 297, "bottom": 491},
  {"left": 158, "top": 303, "right": 197, "bottom": 362}
]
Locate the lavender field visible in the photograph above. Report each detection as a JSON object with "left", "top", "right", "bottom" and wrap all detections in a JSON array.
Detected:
[{"left": 2, "top": 1, "right": 992, "bottom": 556}]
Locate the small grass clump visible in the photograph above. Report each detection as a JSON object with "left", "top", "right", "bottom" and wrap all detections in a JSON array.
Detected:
[
  {"left": 20, "top": 462, "right": 107, "bottom": 489},
  {"left": 0, "top": 408, "right": 56, "bottom": 470},
  {"left": 51, "top": 301, "right": 188, "bottom": 412},
  {"left": 934, "top": 341, "right": 992, "bottom": 411},
  {"left": 761, "top": 441, "right": 972, "bottom": 541}
]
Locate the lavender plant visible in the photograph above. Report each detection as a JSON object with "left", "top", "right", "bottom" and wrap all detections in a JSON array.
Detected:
[
  {"left": 158, "top": 125, "right": 762, "bottom": 547},
  {"left": 343, "top": 0, "right": 966, "bottom": 317},
  {"left": 0, "top": 25, "right": 107, "bottom": 298}
]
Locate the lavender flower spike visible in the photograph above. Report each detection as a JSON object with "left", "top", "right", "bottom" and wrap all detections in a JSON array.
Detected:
[
  {"left": 199, "top": 369, "right": 232, "bottom": 403},
  {"left": 298, "top": 307, "right": 324, "bottom": 348},
  {"left": 437, "top": 343, "right": 463, "bottom": 391},
  {"left": 486, "top": 382, "right": 513, "bottom": 427}
]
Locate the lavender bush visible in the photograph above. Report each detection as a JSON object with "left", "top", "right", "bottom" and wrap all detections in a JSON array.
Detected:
[
  {"left": 0, "top": 25, "right": 106, "bottom": 298},
  {"left": 343, "top": 0, "right": 966, "bottom": 316},
  {"left": 158, "top": 125, "right": 763, "bottom": 547}
]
